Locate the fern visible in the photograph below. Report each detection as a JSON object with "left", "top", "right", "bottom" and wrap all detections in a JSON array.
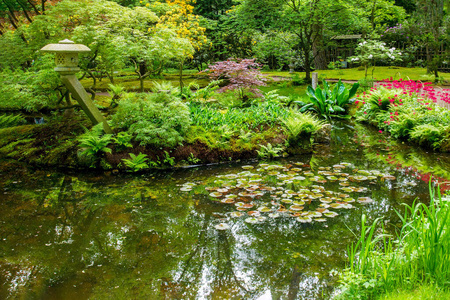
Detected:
[
  {"left": 409, "top": 124, "right": 447, "bottom": 149},
  {"left": 122, "top": 153, "right": 153, "bottom": 171},
  {"left": 281, "top": 110, "right": 326, "bottom": 144},
  {"left": 0, "top": 114, "right": 26, "bottom": 128}
]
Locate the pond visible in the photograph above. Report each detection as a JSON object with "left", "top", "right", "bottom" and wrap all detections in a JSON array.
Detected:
[{"left": 1, "top": 121, "right": 449, "bottom": 300}]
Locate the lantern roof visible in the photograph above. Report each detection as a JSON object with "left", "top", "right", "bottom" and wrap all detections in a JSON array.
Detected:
[{"left": 41, "top": 39, "right": 91, "bottom": 53}]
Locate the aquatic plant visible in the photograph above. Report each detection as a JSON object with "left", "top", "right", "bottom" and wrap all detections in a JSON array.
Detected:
[
  {"left": 180, "top": 161, "right": 400, "bottom": 228},
  {"left": 334, "top": 186, "right": 450, "bottom": 299}
]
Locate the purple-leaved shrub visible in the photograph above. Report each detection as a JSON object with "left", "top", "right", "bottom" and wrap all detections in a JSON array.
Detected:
[{"left": 204, "top": 58, "right": 266, "bottom": 101}]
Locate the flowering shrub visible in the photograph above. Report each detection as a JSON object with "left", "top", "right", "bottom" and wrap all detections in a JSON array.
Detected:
[
  {"left": 349, "top": 40, "right": 403, "bottom": 78},
  {"left": 203, "top": 58, "right": 266, "bottom": 101},
  {"left": 355, "top": 78, "right": 450, "bottom": 151}
]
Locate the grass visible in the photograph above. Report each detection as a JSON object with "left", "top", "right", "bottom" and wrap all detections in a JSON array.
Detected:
[
  {"left": 379, "top": 284, "right": 450, "bottom": 300},
  {"left": 334, "top": 187, "right": 450, "bottom": 300},
  {"left": 263, "top": 67, "right": 450, "bottom": 82}
]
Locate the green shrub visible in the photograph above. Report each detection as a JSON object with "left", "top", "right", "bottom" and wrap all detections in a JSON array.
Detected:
[
  {"left": 409, "top": 124, "right": 448, "bottom": 149},
  {"left": 0, "top": 114, "right": 26, "bottom": 128},
  {"left": 281, "top": 110, "right": 326, "bottom": 145},
  {"left": 111, "top": 92, "right": 191, "bottom": 148}
]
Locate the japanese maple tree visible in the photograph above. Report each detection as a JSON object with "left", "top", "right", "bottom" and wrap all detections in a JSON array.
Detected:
[{"left": 204, "top": 58, "right": 266, "bottom": 101}]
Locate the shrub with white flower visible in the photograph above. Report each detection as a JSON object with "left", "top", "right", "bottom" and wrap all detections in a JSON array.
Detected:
[{"left": 349, "top": 39, "right": 403, "bottom": 78}]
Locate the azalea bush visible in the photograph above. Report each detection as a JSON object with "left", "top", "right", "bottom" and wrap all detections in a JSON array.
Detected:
[{"left": 355, "top": 79, "right": 450, "bottom": 151}]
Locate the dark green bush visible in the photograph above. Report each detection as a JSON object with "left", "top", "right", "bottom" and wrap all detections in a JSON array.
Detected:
[{"left": 111, "top": 92, "right": 191, "bottom": 148}]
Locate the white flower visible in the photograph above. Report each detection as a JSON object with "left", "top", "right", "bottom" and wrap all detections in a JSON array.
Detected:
[
  {"left": 398, "top": 52, "right": 402, "bottom": 55},
  {"left": 351, "top": 57, "right": 359, "bottom": 61},
  {"left": 368, "top": 54, "right": 373, "bottom": 59}
]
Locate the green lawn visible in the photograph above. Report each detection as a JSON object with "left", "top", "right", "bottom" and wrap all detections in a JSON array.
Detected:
[{"left": 264, "top": 67, "right": 450, "bottom": 82}]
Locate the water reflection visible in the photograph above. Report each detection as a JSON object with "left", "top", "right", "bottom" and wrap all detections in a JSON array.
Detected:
[{"left": 0, "top": 121, "right": 449, "bottom": 299}]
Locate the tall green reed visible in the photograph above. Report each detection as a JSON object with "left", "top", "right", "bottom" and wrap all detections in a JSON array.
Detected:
[{"left": 336, "top": 184, "right": 450, "bottom": 299}]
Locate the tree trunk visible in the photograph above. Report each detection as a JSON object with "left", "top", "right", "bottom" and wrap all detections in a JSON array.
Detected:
[{"left": 312, "top": 24, "right": 327, "bottom": 70}]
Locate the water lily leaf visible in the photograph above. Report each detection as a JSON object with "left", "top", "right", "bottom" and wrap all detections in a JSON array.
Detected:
[
  {"left": 293, "top": 200, "right": 305, "bottom": 205},
  {"left": 330, "top": 203, "right": 344, "bottom": 209},
  {"left": 297, "top": 216, "right": 313, "bottom": 223},
  {"left": 350, "top": 175, "right": 368, "bottom": 181},
  {"left": 324, "top": 211, "right": 339, "bottom": 217},
  {"left": 340, "top": 162, "right": 352, "bottom": 166},
  {"left": 353, "top": 187, "right": 368, "bottom": 193},
  {"left": 357, "top": 170, "right": 371, "bottom": 176},
  {"left": 258, "top": 206, "right": 272, "bottom": 212},
  {"left": 304, "top": 171, "right": 315, "bottom": 177},
  {"left": 310, "top": 211, "right": 323, "bottom": 217},
  {"left": 217, "top": 188, "right": 229, "bottom": 193},
  {"left": 210, "top": 192, "right": 223, "bottom": 198},
  {"left": 277, "top": 208, "right": 288, "bottom": 213},
  {"left": 247, "top": 210, "right": 260, "bottom": 216},
  {"left": 316, "top": 208, "right": 329, "bottom": 213},
  {"left": 205, "top": 186, "right": 218, "bottom": 191},
  {"left": 382, "top": 175, "right": 396, "bottom": 180},
  {"left": 357, "top": 197, "right": 373, "bottom": 204},
  {"left": 215, "top": 223, "right": 230, "bottom": 230},
  {"left": 367, "top": 176, "right": 377, "bottom": 180},
  {"left": 281, "top": 199, "right": 293, "bottom": 204},
  {"left": 343, "top": 197, "right": 355, "bottom": 203},
  {"left": 333, "top": 164, "right": 346, "bottom": 169},
  {"left": 179, "top": 187, "right": 192, "bottom": 192},
  {"left": 221, "top": 198, "right": 235, "bottom": 204},
  {"left": 268, "top": 213, "right": 280, "bottom": 218},
  {"left": 315, "top": 218, "right": 327, "bottom": 222},
  {"left": 339, "top": 182, "right": 350, "bottom": 187},
  {"left": 226, "top": 194, "right": 238, "bottom": 199},
  {"left": 259, "top": 163, "right": 270, "bottom": 168},
  {"left": 290, "top": 205, "right": 304, "bottom": 211},
  {"left": 245, "top": 217, "right": 259, "bottom": 224},
  {"left": 230, "top": 212, "right": 244, "bottom": 218},
  {"left": 242, "top": 165, "right": 254, "bottom": 170},
  {"left": 257, "top": 216, "right": 267, "bottom": 222},
  {"left": 320, "top": 198, "right": 332, "bottom": 203},
  {"left": 237, "top": 207, "right": 248, "bottom": 211},
  {"left": 327, "top": 176, "right": 338, "bottom": 181},
  {"left": 267, "top": 171, "right": 280, "bottom": 176},
  {"left": 242, "top": 203, "right": 254, "bottom": 209}
]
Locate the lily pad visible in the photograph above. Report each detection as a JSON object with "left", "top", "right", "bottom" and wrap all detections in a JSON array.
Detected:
[
  {"left": 324, "top": 211, "right": 339, "bottom": 218},
  {"left": 245, "top": 217, "right": 259, "bottom": 224},
  {"left": 289, "top": 205, "right": 304, "bottom": 211},
  {"left": 242, "top": 165, "right": 254, "bottom": 170},
  {"left": 209, "top": 192, "right": 223, "bottom": 198},
  {"left": 230, "top": 212, "right": 244, "bottom": 218},
  {"left": 179, "top": 187, "right": 192, "bottom": 192},
  {"left": 357, "top": 197, "right": 373, "bottom": 204},
  {"left": 215, "top": 223, "right": 230, "bottom": 230}
]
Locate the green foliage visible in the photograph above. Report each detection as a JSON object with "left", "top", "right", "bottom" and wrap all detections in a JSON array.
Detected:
[
  {"left": 78, "top": 125, "right": 113, "bottom": 161},
  {"left": 0, "top": 57, "right": 61, "bottom": 112},
  {"left": 111, "top": 92, "right": 191, "bottom": 147},
  {"left": 189, "top": 100, "right": 288, "bottom": 131},
  {"left": 335, "top": 187, "right": 450, "bottom": 299},
  {"left": 186, "top": 153, "right": 200, "bottom": 164},
  {"left": 113, "top": 131, "right": 133, "bottom": 150},
  {"left": 256, "top": 143, "right": 284, "bottom": 160},
  {"left": 162, "top": 151, "right": 175, "bottom": 167},
  {"left": 409, "top": 124, "right": 448, "bottom": 149},
  {"left": 108, "top": 84, "right": 126, "bottom": 107},
  {"left": 122, "top": 153, "right": 151, "bottom": 172},
  {"left": 0, "top": 114, "right": 26, "bottom": 128},
  {"left": 295, "top": 80, "right": 359, "bottom": 118},
  {"left": 281, "top": 111, "right": 326, "bottom": 145}
]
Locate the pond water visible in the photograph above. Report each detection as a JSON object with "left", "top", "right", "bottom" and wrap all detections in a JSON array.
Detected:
[{"left": 1, "top": 121, "right": 450, "bottom": 300}]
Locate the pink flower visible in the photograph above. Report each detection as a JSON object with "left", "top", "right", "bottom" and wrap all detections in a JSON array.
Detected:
[{"left": 379, "top": 130, "right": 383, "bottom": 133}]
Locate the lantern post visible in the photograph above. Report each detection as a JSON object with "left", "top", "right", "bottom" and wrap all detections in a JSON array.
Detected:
[{"left": 41, "top": 39, "right": 112, "bottom": 134}]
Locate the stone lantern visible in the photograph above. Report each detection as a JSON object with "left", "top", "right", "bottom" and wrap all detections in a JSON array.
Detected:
[{"left": 41, "top": 39, "right": 112, "bottom": 134}]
